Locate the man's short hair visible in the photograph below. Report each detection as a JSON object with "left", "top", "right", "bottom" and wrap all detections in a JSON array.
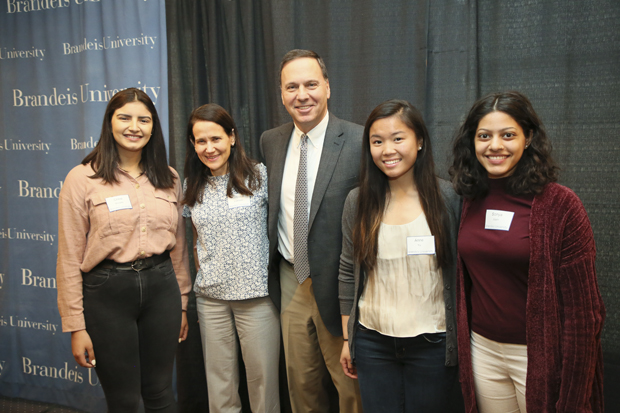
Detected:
[{"left": 278, "top": 49, "right": 329, "bottom": 85}]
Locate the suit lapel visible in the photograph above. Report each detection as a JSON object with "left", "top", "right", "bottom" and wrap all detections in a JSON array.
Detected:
[
  {"left": 268, "top": 124, "right": 294, "bottom": 236},
  {"left": 309, "top": 117, "right": 344, "bottom": 229}
]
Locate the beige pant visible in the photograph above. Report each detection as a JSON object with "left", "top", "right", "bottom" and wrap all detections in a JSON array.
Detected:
[
  {"left": 196, "top": 296, "right": 280, "bottom": 413},
  {"left": 279, "top": 260, "right": 362, "bottom": 413},
  {"left": 471, "top": 331, "right": 528, "bottom": 413}
]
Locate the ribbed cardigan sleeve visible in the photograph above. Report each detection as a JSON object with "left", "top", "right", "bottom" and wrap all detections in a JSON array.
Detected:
[{"left": 527, "top": 184, "right": 605, "bottom": 412}]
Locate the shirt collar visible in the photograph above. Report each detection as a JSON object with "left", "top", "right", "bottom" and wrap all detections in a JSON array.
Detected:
[{"left": 294, "top": 111, "right": 329, "bottom": 149}]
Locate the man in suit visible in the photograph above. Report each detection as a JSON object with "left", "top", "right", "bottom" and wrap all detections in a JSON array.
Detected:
[{"left": 260, "top": 49, "right": 363, "bottom": 412}]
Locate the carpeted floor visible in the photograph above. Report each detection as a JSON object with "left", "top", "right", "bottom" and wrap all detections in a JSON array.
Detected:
[{"left": 0, "top": 397, "right": 87, "bottom": 413}]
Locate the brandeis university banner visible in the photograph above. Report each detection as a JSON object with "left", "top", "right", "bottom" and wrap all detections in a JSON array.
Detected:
[{"left": 0, "top": 1, "right": 169, "bottom": 410}]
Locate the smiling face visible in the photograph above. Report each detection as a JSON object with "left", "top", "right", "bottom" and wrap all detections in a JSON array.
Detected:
[
  {"left": 369, "top": 115, "right": 421, "bottom": 184},
  {"left": 192, "top": 120, "right": 235, "bottom": 176},
  {"left": 280, "top": 57, "right": 331, "bottom": 134},
  {"left": 475, "top": 111, "right": 531, "bottom": 179},
  {"left": 111, "top": 101, "right": 153, "bottom": 157}
]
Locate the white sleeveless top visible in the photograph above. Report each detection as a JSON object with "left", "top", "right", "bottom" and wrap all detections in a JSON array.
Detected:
[{"left": 358, "top": 213, "right": 446, "bottom": 337}]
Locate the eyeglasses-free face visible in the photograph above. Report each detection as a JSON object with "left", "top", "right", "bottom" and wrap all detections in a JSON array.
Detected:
[
  {"left": 369, "top": 115, "right": 421, "bottom": 184},
  {"left": 280, "top": 57, "right": 331, "bottom": 134},
  {"left": 111, "top": 101, "right": 153, "bottom": 157},
  {"left": 192, "top": 121, "right": 235, "bottom": 176},
  {"left": 475, "top": 111, "right": 531, "bottom": 179}
]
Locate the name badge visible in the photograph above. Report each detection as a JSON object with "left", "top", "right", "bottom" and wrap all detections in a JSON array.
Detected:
[
  {"left": 227, "top": 194, "right": 252, "bottom": 209},
  {"left": 407, "top": 235, "right": 436, "bottom": 255},
  {"left": 105, "top": 195, "right": 132, "bottom": 212},
  {"left": 485, "top": 209, "right": 514, "bottom": 231}
]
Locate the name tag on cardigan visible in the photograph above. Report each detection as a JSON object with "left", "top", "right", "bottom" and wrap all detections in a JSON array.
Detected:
[
  {"left": 407, "top": 236, "right": 435, "bottom": 255},
  {"left": 485, "top": 209, "right": 514, "bottom": 231},
  {"left": 105, "top": 195, "right": 132, "bottom": 212},
  {"left": 227, "top": 194, "right": 251, "bottom": 209}
]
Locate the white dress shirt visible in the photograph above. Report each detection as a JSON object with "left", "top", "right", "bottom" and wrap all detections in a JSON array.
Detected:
[{"left": 277, "top": 112, "right": 329, "bottom": 263}]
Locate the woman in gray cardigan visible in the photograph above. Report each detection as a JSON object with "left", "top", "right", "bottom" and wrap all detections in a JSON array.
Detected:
[{"left": 338, "top": 100, "right": 462, "bottom": 412}]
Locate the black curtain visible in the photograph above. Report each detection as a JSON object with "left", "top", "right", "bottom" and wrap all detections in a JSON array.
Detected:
[
  {"left": 166, "top": 2, "right": 278, "bottom": 410},
  {"left": 167, "top": 0, "right": 620, "bottom": 411}
]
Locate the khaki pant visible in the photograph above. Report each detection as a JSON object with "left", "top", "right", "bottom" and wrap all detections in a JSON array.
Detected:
[
  {"left": 280, "top": 260, "right": 362, "bottom": 413},
  {"left": 471, "top": 331, "right": 527, "bottom": 413},
  {"left": 196, "top": 296, "right": 280, "bottom": 413}
]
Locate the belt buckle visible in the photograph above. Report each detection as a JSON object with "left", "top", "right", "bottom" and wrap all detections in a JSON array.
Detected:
[{"left": 131, "top": 259, "right": 146, "bottom": 271}]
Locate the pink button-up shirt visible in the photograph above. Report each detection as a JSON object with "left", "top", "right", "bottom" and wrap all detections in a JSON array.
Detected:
[{"left": 56, "top": 163, "right": 191, "bottom": 332}]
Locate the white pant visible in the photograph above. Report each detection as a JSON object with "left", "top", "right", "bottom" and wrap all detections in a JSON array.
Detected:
[
  {"left": 196, "top": 295, "right": 281, "bottom": 413},
  {"left": 471, "top": 331, "right": 528, "bottom": 413}
]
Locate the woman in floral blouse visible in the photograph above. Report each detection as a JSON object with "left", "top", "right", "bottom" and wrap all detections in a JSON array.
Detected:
[{"left": 182, "top": 103, "right": 279, "bottom": 413}]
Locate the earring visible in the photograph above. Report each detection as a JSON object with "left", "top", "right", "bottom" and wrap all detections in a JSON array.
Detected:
[{"left": 418, "top": 146, "right": 422, "bottom": 151}]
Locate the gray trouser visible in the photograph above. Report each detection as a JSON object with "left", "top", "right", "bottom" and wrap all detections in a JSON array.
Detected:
[{"left": 196, "top": 295, "right": 281, "bottom": 413}]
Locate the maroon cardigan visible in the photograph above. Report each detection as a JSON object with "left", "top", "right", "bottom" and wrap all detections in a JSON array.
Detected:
[{"left": 456, "top": 183, "right": 605, "bottom": 412}]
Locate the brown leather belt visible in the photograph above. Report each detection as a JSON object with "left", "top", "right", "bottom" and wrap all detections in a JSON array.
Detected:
[{"left": 95, "top": 251, "right": 170, "bottom": 271}]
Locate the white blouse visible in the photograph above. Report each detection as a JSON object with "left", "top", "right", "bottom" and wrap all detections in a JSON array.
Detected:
[{"left": 358, "top": 212, "right": 446, "bottom": 337}]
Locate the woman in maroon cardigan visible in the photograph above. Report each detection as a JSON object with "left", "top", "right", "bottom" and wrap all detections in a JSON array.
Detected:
[{"left": 450, "top": 91, "right": 605, "bottom": 412}]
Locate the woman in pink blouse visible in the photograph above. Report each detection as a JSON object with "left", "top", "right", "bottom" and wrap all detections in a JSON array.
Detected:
[
  {"left": 450, "top": 90, "right": 605, "bottom": 412},
  {"left": 56, "top": 88, "right": 191, "bottom": 412}
]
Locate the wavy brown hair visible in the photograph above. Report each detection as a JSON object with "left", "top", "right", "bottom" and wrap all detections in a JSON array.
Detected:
[
  {"left": 354, "top": 100, "right": 451, "bottom": 270},
  {"left": 450, "top": 90, "right": 559, "bottom": 199},
  {"left": 183, "top": 103, "right": 260, "bottom": 206},
  {"left": 82, "top": 87, "right": 174, "bottom": 188}
]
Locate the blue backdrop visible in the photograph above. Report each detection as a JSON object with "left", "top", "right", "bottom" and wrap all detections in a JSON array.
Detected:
[{"left": 0, "top": 1, "right": 168, "bottom": 410}]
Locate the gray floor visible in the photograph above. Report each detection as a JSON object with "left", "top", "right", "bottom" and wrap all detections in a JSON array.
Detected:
[{"left": 0, "top": 397, "right": 87, "bottom": 413}]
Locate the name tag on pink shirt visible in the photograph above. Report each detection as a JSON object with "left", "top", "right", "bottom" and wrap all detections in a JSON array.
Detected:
[
  {"left": 105, "top": 195, "right": 132, "bottom": 212},
  {"left": 485, "top": 209, "right": 514, "bottom": 231}
]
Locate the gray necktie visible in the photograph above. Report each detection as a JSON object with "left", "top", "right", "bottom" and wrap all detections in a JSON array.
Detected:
[{"left": 293, "top": 134, "right": 310, "bottom": 284}]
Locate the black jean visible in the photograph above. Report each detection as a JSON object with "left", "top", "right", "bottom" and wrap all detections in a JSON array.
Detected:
[
  {"left": 83, "top": 258, "right": 181, "bottom": 412},
  {"left": 355, "top": 325, "right": 458, "bottom": 413}
]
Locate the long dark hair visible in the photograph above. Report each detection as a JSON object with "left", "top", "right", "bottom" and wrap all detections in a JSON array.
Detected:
[
  {"left": 450, "top": 90, "right": 559, "bottom": 199},
  {"left": 82, "top": 87, "right": 174, "bottom": 188},
  {"left": 354, "top": 99, "right": 451, "bottom": 270},
  {"left": 183, "top": 103, "right": 260, "bottom": 206}
]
